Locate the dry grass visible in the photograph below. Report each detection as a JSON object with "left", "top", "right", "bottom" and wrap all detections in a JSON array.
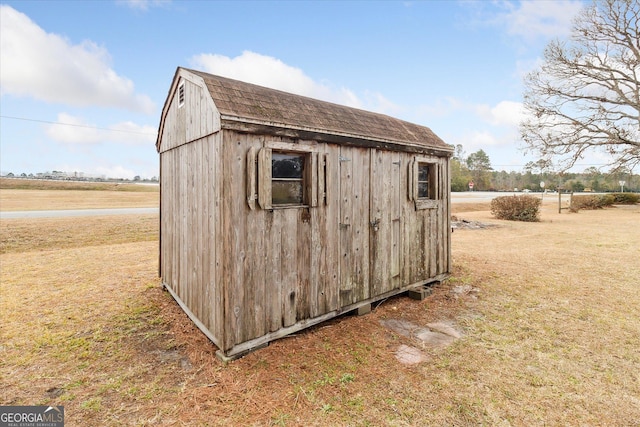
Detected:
[
  {"left": 0, "top": 178, "right": 158, "bottom": 211},
  {"left": 451, "top": 202, "right": 491, "bottom": 214},
  {"left": 1, "top": 194, "right": 639, "bottom": 426},
  {"left": 0, "top": 215, "right": 158, "bottom": 254},
  {"left": 0, "top": 189, "right": 158, "bottom": 211},
  {"left": 0, "top": 178, "right": 159, "bottom": 192}
]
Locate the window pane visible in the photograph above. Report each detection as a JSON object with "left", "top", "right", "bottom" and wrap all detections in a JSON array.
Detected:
[
  {"left": 273, "top": 153, "right": 304, "bottom": 179},
  {"left": 272, "top": 180, "right": 303, "bottom": 205},
  {"left": 418, "top": 164, "right": 429, "bottom": 182},
  {"left": 418, "top": 182, "right": 429, "bottom": 198}
]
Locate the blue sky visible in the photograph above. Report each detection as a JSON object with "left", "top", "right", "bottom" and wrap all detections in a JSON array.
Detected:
[{"left": 1, "top": 0, "right": 589, "bottom": 179}]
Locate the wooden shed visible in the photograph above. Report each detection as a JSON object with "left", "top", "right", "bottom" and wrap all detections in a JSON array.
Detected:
[{"left": 156, "top": 67, "right": 453, "bottom": 360}]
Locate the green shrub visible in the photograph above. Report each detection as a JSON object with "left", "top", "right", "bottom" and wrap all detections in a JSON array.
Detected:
[
  {"left": 611, "top": 192, "right": 639, "bottom": 204},
  {"left": 570, "top": 194, "right": 615, "bottom": 211},
  {"left": 490, "top": 195, "right": 541, "bottom": 222}
]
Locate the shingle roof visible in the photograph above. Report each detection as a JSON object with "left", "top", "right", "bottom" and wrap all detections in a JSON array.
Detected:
[{"left": 185, "top": 68, "right": 451, "bottom": 152}]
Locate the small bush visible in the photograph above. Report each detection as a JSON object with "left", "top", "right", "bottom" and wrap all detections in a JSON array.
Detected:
[
  {"left": 490, "top": 195, "right": 541, "bottom": 222},
  {"left": 611, "top": 192, "right": 639, "bottom": 204},
  {"left": 570, "top": 194, "right": 615, "bottom": 211}
]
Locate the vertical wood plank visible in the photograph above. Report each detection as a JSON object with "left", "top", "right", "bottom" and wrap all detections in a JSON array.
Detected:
[
  {"left": 391, "top": 151, "right": 401, "bottom": 283},
  {"left": 194, "top": 140, "right": 203, "bottom": 323},
  {"left": 308, "top": 152, "right": 318, "bottom": 207},
  {"left": 446, "top": 158, "right": 452, "bottom": 273},
  {"left": 257, "top": 147, "right": 272, "bottom": 210},
  {"left": 212, "top": 133, "right": 224, "bottom": 346},
  {"left": 339, "top": 146, "right": 354, "bottom": 307},
  {"left": 411, "top": 157, "right": 418, "bottom": 202},
  {"left": 281, "top": 210, "right": 297, "bottom": 327},
  {"left": 266, "top": 211, "right": 282, "bottom": 332},
  {"left": 401, "top": 154, "right": 412, "bottom": 284},
  {"left": 369, "top": 149, "right": 384, "bottom": 296},
  {"left": 318, "top": 153, "right": 326, "bottom": 206},
  {"left": 407, "top": 157, "right": 414, "bottom": 201},
  {"left": 179, "top": 146, "right": 187, "bottom": 304},
  {"left": 353, "top": 147, "right": 370, "bottom": 302},
  {"left": 429, "top": 207, "right": 437, "bottom": 277},
  {"left": 231, "top": 138, "right": 251, "bottom": 344},
  {"left": 296, "top": 208, "right": 311, "bottom": 321},
  {"left": 309, "top": 200, "right": 322, "bottom": 318},
  {"left": 201, "top": 138, "right": 210, "bottom": 329},
  {"left": 246, "top": 147, "right": 257, "bottom": 210},
  {"left": 220, "top": 133, "right": 236, "bottom": 351},
  {"left": 323, "top": 146, "right": 340, "bottom": 312}
]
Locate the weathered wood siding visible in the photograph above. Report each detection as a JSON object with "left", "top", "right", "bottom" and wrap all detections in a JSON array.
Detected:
[
  {"left": 217, "top": 131, "right": 450, "bottom": 354},
  {"left": 160, "top": 132, "right": 224, "bottom": 348},
  {"left": 220, "top": 133, "right": 340, "bottom": 352}
]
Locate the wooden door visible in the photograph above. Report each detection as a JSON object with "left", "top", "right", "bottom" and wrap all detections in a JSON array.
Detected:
[
  {"left": 369, "top": 150, "right": 402, "bottom": 296},
  {"left": 338, "top": 146, "right": 370, "bottom": 307}
]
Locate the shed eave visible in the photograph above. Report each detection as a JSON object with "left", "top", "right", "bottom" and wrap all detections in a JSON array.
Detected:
[{"left": 219, "top": 114, "right": 454, "bottom": 156}]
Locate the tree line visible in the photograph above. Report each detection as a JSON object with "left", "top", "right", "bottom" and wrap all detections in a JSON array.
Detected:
[{"left": 452, "top": 146, "right": 638, "bottom": 193}]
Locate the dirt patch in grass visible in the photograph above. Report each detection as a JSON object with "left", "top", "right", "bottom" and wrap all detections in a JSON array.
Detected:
[{"left": 1, "top": 202, "right": 639, "bottom": 425}]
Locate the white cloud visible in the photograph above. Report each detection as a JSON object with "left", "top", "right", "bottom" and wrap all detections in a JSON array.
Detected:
[
  {"left": 190, "top": 51, "right": 359, "bottom": 107},
  {"left": 502, "top": 1, "right": 583, "bottom": 41},
  {"left": 515, "top": 57, "right": 544, "bottom": 80},
  {"left": 57, "top": 163, "right": 140, "bottom": 180},
  {"left": 476, "top": 100, "right": 525, "bottom": 127},
  {"left": 190, "top": 50, "right": 400, "bottom": 115},
  {"left": 46, "top": 113, "right": 157, "bottom": 146},
  {"left": 416, "top": 97, "right": 524, "bottom": 128},
  {"left": 94, "top": 165, "right": 138, "bottom": 180},
  {"left": 0, "top": 5, "right": 154, "bottom": 113},
  {"left": 467, "top": 130, "right": 502, "bottom": 147},
  {"left": 467, "top": 1, "right": 583, "bottom": 45}
]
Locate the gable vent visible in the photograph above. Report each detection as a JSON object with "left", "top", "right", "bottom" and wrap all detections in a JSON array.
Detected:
[{"left": 178, "top": 81, "right": 185, "bottom": 108}]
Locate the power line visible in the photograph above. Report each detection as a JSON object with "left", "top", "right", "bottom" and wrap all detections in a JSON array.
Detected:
[{"left": 0, "top": 115, "right": 157, "bottom": 136}]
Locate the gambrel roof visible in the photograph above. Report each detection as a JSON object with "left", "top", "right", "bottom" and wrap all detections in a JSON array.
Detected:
[{"left": 157, "top": 67, "right": 452, "bottom": 155}]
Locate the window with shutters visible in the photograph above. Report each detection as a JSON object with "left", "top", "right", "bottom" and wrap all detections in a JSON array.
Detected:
[
  {"left": 409, "top": 157, "right": 439, "bottom": 210},
  {"left": 248, "top": 145, "right": 327, "bottom": 210}
]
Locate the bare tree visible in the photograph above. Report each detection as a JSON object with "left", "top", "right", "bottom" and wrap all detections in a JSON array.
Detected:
[{"left": 521, "top": 0, "right": 640, "bottom": 172}]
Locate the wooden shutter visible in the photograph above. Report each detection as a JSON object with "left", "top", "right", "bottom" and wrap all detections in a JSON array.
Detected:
[
  {"left": 318, "top": 153, "right": 326, "bottom": 205},
  {"left": 433, "top": 162, "right": 440, "bottom": 200},
  {"left": 308, "top": 152, "right": 319, "bottom": 207},
  {"left": 257, "top": 147, "right": 272, "bottom": 209},
  {"left": 408, "top": 157, "right": 418, "bottom": 201},
  {"left": 246, "top": 147, "right": 257, "bottom": 210}
]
